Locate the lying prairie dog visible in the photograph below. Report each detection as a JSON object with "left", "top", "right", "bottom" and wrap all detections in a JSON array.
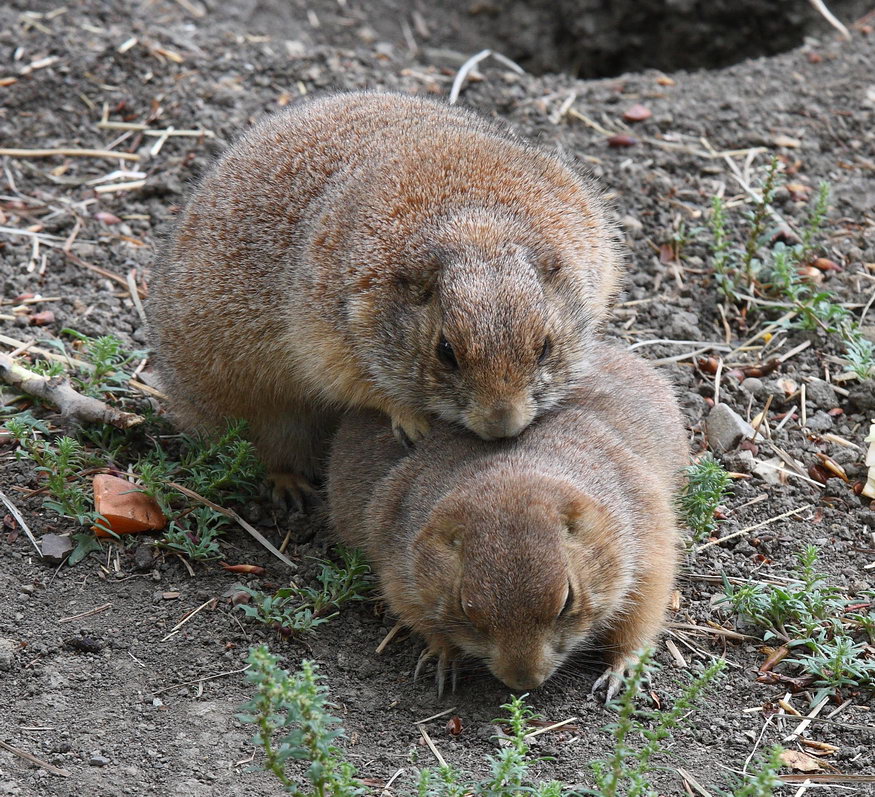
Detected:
[
  {"left": 327, "top": 342, "right": 687, "bottom": 697},
  {"left": 147, "top": 91, "right": 621, "bottom": 500}
]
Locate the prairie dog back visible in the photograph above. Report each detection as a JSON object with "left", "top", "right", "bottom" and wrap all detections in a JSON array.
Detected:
[
  {"left": 328, "top": 342, "right": 687, "bottom": 694},
  {"left": 147, "top": 91, "right": 622, "bottom": 494}
]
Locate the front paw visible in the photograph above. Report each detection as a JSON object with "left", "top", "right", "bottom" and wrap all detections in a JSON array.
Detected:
[
  {"left": 390, "top": 412, "right": 430, "bottom": 450},
  {"left": 267, "top": 471, "right": 318, "bottom": 512},
  {"left": 414, "top": 642, "right": 461, "bottom": 697},
  {"left": 591, "top": 653, "right": 645, "bottom": 704}
]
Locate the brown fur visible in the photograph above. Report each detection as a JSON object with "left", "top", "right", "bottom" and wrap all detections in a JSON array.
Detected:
[
  {"left": 327, "top": 342, "right": 687, "bottom": 691},
  {"left": 147, "top": 91, "right": 621, "bottom": 483}
]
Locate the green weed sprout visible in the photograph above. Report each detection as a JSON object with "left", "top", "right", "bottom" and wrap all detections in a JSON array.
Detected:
[
  {"left": 243, "top": 646, "right": 781, "bottom": 796},
  {"left": 721, "top": 546, "right": 874, "bottom": 701},
  {"left": 239, "top": 547, "right": 371, "bottom": 636},
  {"left": 741, "top": 156, "right": 780, "bottom": 285},
  {"left": 679, "top": 455, "right": 732, "bottom": 542},
  {"left": 239, "top": 646, "right": 362, "bottom": 796}
]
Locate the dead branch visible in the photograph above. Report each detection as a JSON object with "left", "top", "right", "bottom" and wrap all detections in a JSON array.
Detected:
[{"left": 0, "top": 353, "right": 144, "bottom": 429}]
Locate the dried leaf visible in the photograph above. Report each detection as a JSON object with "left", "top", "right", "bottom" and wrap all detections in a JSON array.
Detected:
[
  {"left": 446, "top": 716, "right": 463, "bottom": 736},
  {"left": 779, "top": 749, "right": 823, "bottom": 772},
  {"left": 773, "top": 135, "right": 801, "bottom": 148},
  {"left": 220, "top": 562, "right": 266, "bottom": 575},
  {"left": 622, "top": 103, "right": 652, "bottom": 122},
  {"left": 607, "top": 134, "right": 637, "bottom": 148},
  {"left": 813, "top": 257, "right": 841, "bottom": 271},
  {"left": 760, "top": 645, "right": 789, "bottom": 673},
  {"left": 29, "top": 310, "right": 55, "bottom": 326},
  {"left": 816, "top": 453, "right": 848, "bottom": 481}
]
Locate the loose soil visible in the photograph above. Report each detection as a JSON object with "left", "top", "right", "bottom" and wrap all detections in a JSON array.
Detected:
[{"left": 1, "top": 2, "right": 874, "bottom": 796}]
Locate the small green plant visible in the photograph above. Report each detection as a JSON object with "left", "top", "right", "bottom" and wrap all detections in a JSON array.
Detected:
[
  {"left": 708, "top": 196, "right": 736, "bottom": 298},
  {"left": 157, "top": 506, "right": 227, "bottom": 561},
  {"left": 242, "top": 646, "right": 781, "bottom": 796},
  {"left": 61, "top": 328, "right": 147, "bottom": 397},
  {"left": 704, "top": 167, "right": 871, "bottom": 380},
  {"left": 4, "top": 328, "right": 265, "bottom": 563},
  {"left": 590, "top": 655, "right": 726, "bottom": 797},
  {"left": 740, "top": 156, "right": 781, "bottom": 285},
  {"left": 721, "top": 546, "right": 875, "bottom": 702},
  {"left": 239, "top": 646, "right": 362, "bottom": 796},
  {"left": 678, "top": 454, "right": 732, "bottom": 542},
  {"left": 800, "top": 181, "right": 830, "bottom": 258},
  {"left": 240, "top": 547, "right": 371, "bottom": 636},
  {"left": 7, "top": 426, "right": 110, "bottom": 533}
]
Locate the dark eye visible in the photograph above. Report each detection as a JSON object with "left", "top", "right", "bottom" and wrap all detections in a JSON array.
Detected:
[
  {"left": 437, "top": 336, "right": 458, "bottom": 369},
  {"left": 538, "top": 337, "right": 552, "bottom": 365},
  {"left": 559, "top": 583, "right": 574, "bottom": 618}
]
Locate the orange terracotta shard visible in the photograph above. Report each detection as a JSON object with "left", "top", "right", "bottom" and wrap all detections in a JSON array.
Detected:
[{"left": 92, "top": 474, "right": 167, "bottom": 536}]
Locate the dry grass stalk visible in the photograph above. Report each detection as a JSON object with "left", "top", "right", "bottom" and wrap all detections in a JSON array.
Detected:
[
  {"left": 0, "top": 740, "right": 70, "bottom": 778},
  {"left": 167, "top": 482, "right": 297, "bottom": 570},
  {"left": 0, "top": 147, "right": 139, "bottom": 162},
  {"left": 0, "top": 488, "right": 41, "bottom": 556}
]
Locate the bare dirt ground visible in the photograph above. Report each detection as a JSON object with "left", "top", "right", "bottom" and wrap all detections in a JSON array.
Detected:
[{"left": 1, "top": 2, "right": 874, "bottom": 795}]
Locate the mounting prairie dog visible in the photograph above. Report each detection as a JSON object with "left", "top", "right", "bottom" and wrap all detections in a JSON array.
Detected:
[
  {"left": 148, "top": 91, "right": 621, "bottom": 495},
  {"left": 328, "top": 342, "right": 688, "bottom": 696}
]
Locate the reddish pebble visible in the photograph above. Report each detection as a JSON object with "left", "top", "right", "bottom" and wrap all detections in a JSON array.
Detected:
[
  {"left": 807, "top": 52, "right": 823, "bottom": 63},
  {"left": 607, "top": 134, "right": 637, "bottom": 148},
  {"left": 812, "top": 257, "right": 841, "bottom": 271},
  {"left": 95, "top": 211, "right": 122, "bottom": 225},
  {"left": 29, "top": 310, "right": 55, "bottom": 326},
  {"left": 622, "top": 103, "right": 652, "bottom": 122}
]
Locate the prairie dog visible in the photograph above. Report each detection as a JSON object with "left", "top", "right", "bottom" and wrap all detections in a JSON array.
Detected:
[
  {"left": 147, "top": 91, "right": 621, "bottom": 494},
  {"left": 328, "top": 343, "right": 687, "bottom": 696}
]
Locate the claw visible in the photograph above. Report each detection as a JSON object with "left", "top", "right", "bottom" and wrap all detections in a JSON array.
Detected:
[
  {"left": 390, "top": 413, "right": 430, "bottom": 451},
  {"left": 451, "top": 658, "right": 459, "bottom": 694},
  {"left": 414, "top": 648, "right": 433, "bottom": 683},
  {"left": 267, "top": 471, "right": 317, "bottom": 511},
  {"left": 591, "top": 664, "right": 625, "bottom": 703},
  {"left": 436, "top": 650, "right": 448, "bottom": 698}
]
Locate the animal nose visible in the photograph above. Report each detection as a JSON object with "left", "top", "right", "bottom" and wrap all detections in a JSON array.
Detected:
[
  {"left": 478, "top": 403, "right": 531, "bottom": 439},
  {"left": 500, "top": 671, "right": 545, "bottom": 692}
]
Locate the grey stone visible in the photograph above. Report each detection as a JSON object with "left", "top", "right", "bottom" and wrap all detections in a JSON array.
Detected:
[
  {"left": 705, "top": 403, "right": 758, "bottom": 452},
  {"left": 720, "top": 449, "right": 755, "bottom": 474},
  {"left": 89, "top": 752, "right": 110, "bottom": 767},
  {"left": 666, "top": 310, "right": 703, "bottom": 341},
  {"left": 132, "top": 544, "right": 154, "bottom": 571},
  {"left": 806, "top": 410, "right": 834, "bottom": 432},
  {"left": 805, "top": 378, "right": 838, "bottom": 409},
  {"left": 41, "top": 533, "right": 73, "bottom": 565},
  {"left": 848, "top": 380, "right": 875, "bottom": 412},
  {"left": 741, "top": 377, "right": 765, "bottom": 398},
  {"left": 0, "top": 638, "right": 17, "bottom": 671}
]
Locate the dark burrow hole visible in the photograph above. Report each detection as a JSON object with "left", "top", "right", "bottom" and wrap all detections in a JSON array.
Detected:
[{"left": 462, "top": 0, "right": 870, "bottom": 77}]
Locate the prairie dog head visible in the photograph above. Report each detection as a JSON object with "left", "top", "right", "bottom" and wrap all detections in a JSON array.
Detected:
[
  {"left": 349, "top": 208, "right": 601, "bottom": 440},
  {"left": 407, "top": 474, "right": 635, "bottom": 691}
]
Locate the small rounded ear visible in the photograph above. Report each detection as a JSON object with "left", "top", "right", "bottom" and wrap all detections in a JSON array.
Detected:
[
  {"left": 562, "top": 495, "right": 615, "bottom": 539},
  {"left": 541, "top": 251, "right": 563, "bottom": 278},
  {"left": 395, "top": 250, "right": 444, "bottom": 305},
  {"left": 416, "top": 518, "right": 463, "bottom": 550}
]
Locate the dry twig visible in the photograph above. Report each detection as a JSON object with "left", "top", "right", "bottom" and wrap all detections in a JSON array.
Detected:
[{"left": 0, "top": 353, "right": 145, "bottom": 429}]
